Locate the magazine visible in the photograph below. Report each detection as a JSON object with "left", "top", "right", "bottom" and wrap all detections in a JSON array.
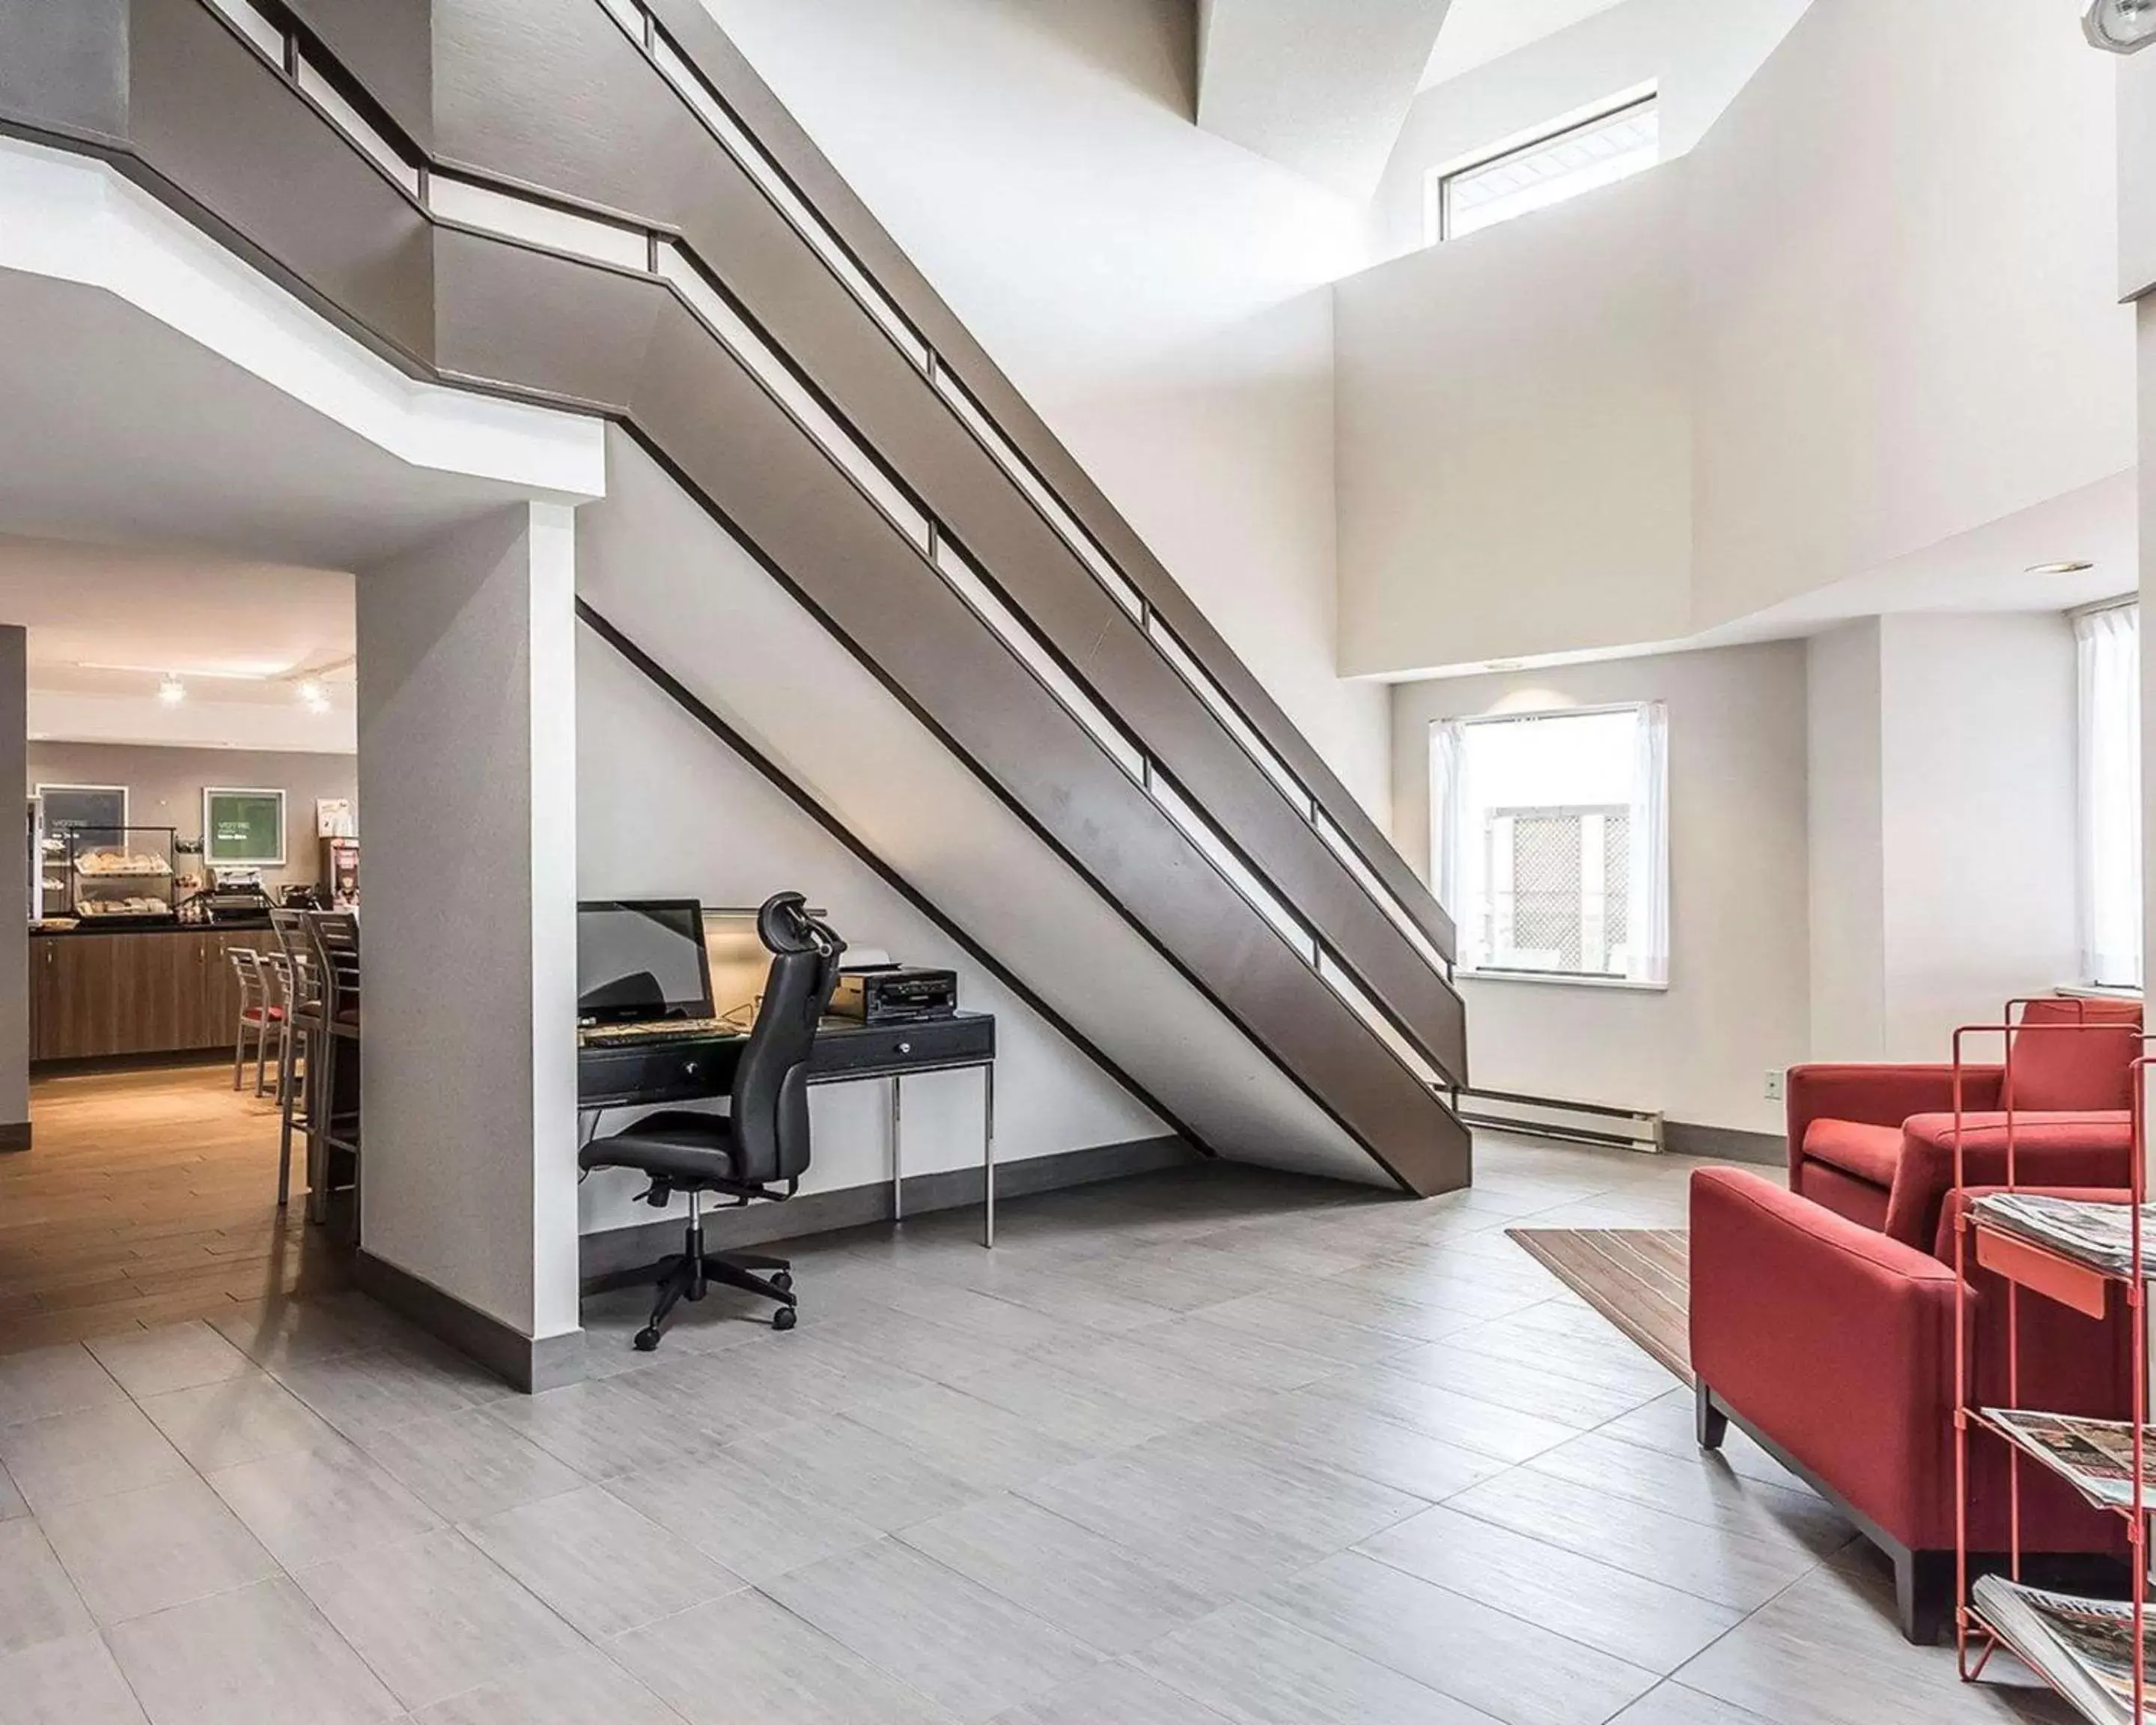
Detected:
[
  {"left": 1984, "top": 1410, "right": 2150, "bottom": 1512},
  {"left": 1969, "top": 1193, "right": 2156, "bottom": 1279},
  {"left": 1973, "top": 1575, "right": 2156, "bottom": 1724}
]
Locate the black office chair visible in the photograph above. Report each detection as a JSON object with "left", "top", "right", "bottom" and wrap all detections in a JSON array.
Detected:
[{"left": 579, "top": 893, "right": 844, "bottom": 1351}]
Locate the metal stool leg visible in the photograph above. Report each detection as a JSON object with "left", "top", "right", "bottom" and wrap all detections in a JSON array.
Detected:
[
  {"left": 276, "top": 1029, "right": 301, "bottom": 1210},
  {"left": 306, "top": 1026, "right": 332, "bottom": 1224}
]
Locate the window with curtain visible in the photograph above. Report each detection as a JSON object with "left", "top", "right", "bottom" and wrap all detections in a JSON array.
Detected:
[
  {"left": 2076, "top": 603, "right": 2141, "bottom": 989},
  {"left": 1431, "top": 704, "right": 1670, "bottom": 985}
]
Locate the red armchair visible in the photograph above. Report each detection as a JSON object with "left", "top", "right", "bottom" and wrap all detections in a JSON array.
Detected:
[
  {"left": 1692, "top": 1171, "right": 2131, "bottom": 1642},
  {"left": 1788, "top": 997, "right": 2140, "bottom": 1243},
  {"left": 1693, "top": 999, "right": 2142, "bottom": 1643}
]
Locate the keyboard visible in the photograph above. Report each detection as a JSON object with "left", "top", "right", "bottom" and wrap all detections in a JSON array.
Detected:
[{"left": 578, "top": 1017, "right": 740, "bottom": 1049}]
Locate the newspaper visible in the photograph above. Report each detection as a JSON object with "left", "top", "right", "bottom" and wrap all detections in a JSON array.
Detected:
[
  {"left": 1970, "top": 1193, "right": 2156, "bottom": 1279},
  {"left": 1984, "top": 1410, "right": 2149, "bottom": 1512},
  {"left": 1973, "top": 1575, "right": 2156, "bottom": 1724}
]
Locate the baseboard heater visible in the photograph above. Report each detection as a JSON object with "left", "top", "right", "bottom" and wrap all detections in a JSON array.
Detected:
[{"left": 1455, "top": 1086, "right": 1664, "bottom": 1153}]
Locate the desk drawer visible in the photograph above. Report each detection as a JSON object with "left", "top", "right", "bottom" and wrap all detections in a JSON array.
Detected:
[
  {"left": 579, "top": 1041, "right": 731, "bottom": 1108},
  {"left": 809, "top": 1014, "right": 996, "bottom": 1079}
]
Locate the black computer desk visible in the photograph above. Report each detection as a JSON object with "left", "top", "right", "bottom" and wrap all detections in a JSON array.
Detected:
[{"left": 577, "top": 1011, "right": 999, "bottom": 1245}]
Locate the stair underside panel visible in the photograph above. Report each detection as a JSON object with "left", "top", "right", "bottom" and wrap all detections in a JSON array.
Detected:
[{"left": 579, "top": 429, "right": 1413, "bottom": 1190}]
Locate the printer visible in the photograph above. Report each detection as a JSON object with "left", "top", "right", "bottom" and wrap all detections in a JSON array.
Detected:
[{"left": 826, "top": 963, "right": 958, "bottom": 1024}]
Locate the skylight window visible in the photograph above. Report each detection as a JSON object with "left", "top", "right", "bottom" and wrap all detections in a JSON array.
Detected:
[{"left": 1429, "top": 93, "right": 1660, "bottom": 244}]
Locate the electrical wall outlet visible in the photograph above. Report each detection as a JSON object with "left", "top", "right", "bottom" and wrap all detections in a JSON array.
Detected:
[{"left": 1764, "top": 1069, "right": 1785, "bottom": 1102}]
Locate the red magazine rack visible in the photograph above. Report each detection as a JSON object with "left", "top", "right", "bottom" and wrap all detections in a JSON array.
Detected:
[{"left": 1954, "top": 1002, "right": 2148, "bottom": 1721}]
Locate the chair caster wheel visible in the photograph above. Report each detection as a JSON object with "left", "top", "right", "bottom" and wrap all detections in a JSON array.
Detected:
[
  {"left": 772, "top": 1306, "right": 797, "bottom": 1332},
  {"left": 771, "top": 1271, "right": 793, "bottom": 1294},
  {"left": 633, "top": 1327, "right": 662, "bottom": 1352}
]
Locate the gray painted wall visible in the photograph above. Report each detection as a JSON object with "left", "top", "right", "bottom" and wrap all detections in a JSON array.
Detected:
[
  {"left": 356, "top": 503, "right": 579, "bottom": 1342},
  {"left": 0, "top": 628, "right": 25, "bottom": 1136},
  {"left": 27, "top": 741, "right": 355, "bottom": 896}
]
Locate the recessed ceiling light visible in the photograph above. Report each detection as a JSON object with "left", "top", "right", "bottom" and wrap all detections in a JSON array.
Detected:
[
  {"left": 2026, "top": 560, "right": 2096, "bottom": 575},
  {"left": 2085, "top": 0, "right": 2156, "bottom": 53},
  {"left": 156, "top": 675, "right": 186, "bottom": 707}
]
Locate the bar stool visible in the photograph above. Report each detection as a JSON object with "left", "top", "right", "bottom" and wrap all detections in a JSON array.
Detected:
[
  {"left": 305, "top": 912, "right": 362, "bottom": 1230},
  {"left": 228, "top": 948, "right": 285, "bottom": 1098},
  {"left": 267, "top": 908, "right": 322, "bottom": 1211},
  {"left": 259, "top": 951, "right": 297, "bottom": 1098}
]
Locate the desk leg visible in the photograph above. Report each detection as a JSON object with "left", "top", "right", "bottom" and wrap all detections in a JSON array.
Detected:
[
  {"left": 890, "top": 1074, "right": 904, "bottom": 1223},
  {"left": 982, "top": 1062, "right": 996, "bottom": 1250}
]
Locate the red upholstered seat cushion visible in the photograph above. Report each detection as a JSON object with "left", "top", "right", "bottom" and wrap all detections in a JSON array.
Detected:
[
  {"left": 1800, "top": 1119, "right": 1903, "bottom": 1188},
  {"left": 2006, "top": 998, "right": 2140, "bottom": 1112},
  {"left": 1794, "top": 1159, "right": 1893, "bottom": 1233}
]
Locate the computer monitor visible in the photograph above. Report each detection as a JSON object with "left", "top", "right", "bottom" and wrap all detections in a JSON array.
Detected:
[{"left": 576, "top": 899, "right": 714, "bottom": 1025}]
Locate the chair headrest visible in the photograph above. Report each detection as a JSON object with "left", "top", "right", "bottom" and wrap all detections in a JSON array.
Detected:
[{"left": 758, "top": 892, "right": 845, "bottom": 964}]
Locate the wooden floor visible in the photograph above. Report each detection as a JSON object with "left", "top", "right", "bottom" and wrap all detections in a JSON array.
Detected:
[
  {"left": 0, "top": 1062, "right": 350, "bottom": 1355},
  {"left": 1505, "top": 1225, "right": 1692, "bottom": 1385}
]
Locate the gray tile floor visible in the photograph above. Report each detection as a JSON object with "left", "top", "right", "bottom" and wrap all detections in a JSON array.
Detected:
[{"left": 0, "top": 1134, "right": 2079, "bottom": 1724}]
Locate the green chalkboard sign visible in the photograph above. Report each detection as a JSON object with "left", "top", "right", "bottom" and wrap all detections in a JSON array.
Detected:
[{"left": 202, "top": 788, "right": 286, "bottom": 865}]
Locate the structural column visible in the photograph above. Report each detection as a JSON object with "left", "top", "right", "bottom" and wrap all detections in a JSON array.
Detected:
[
  {"left": 355, "top": 502, "right": 580, "bottom": 1385},
  {"left": 0, "top": 625, "right": 25, "bottom": 1149}
]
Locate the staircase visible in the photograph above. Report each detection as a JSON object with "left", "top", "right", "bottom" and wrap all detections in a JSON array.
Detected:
[{"left": 2, "top": 0, "right": 1472, "bottom": 1192}]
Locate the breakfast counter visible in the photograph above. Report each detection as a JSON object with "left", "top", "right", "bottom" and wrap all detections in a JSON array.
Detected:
[{"left": 29, "top": 923, "right": 275, "bottom": 1064}]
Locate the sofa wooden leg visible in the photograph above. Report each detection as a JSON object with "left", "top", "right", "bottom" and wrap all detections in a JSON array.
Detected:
[
  {"left": 1892, "top": 1546, "right": 1955, "bottom": 1645},
  {"left": 1695, "top": 1380, "right": 1728, "bottom": 1450}
]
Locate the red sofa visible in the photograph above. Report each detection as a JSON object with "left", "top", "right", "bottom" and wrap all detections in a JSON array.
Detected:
[{"left": 1693, "top": 998, "right": 2142, "bottom": 1643}]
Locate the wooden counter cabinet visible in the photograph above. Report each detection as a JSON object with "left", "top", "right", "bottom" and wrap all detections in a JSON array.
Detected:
[{"left": 30, "top": 928, "right": 272, "bottom": 1063}]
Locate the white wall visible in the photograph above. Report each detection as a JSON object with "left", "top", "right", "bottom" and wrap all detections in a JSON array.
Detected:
[
  {"left": 579, "top": 428, "right": 1388, "bottom": 1190},
  {"left": 1338, "top": 164, "right": 1693, "bottom": 673},
  {"left": 1875, "top": 612, "right": 2080, "bottom": 1058},
  {"left": 1804, "top": 621, "right": 1885, "bottom": 1059},
  {"left": 2123, "top": 47, "right": 2156, "bottom": 300},
  {"left": 1687, "top": 0, "right": 2131, "bottom": 630},
  {"left": 701, "top": 0, "right": 1392, "bottom": 820},
  {"left": 574, "top": 634, "right": 1169, "bottom": 1236},
  {"left": 1336, "top": 0, "right": 2136, "bottom": 677},
  {"left": 1373, "top": 0, "right": 1812, "bottom": 258},
  {"left": 1809, "top": 614, "right": 2080, "bottom": 1065},
  {"left": 1391, "top": 640, "right": 1810, "bottom": 1133},
  {"left": 356, "top": 504, "right": 579, "bottom": 1342}
]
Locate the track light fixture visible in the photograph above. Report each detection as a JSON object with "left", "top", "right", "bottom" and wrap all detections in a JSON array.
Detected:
[{"left": 2084, "top": 0, "right": 2156, "bottom": 53}]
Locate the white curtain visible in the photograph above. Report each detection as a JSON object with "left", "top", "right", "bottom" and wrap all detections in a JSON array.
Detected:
[
  {"left": 2076, "top": 603, "right": 2141, "bottom": 988},
  {"left": 1429, "top": 720, "right": 1480, "bottom": 968},
  {"left": 1627, "top": 702, "right": 1671, "bottom": 985}
]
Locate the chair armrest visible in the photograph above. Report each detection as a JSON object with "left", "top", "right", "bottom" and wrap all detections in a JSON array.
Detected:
[
  {"left": 1690, "top": 1167, "right": 1958, "bottom": 1543},
  {"left": 1888, "top": 1122, "right": 2135, "bottom": 1250},
  {"left": 1785, "top": 1062, "right": 2005, "bottom": 1181}
]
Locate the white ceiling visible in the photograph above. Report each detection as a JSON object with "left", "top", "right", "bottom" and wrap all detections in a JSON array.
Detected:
[
  {"left": 0, "top": 267, "right": 554, "bottom": 573},
  {"left": 1196, "top": 0, "right": 1455, "bottom": 195},
  {"left": 0, "top": 259, "right": 564, "bottom": 750},
  {"left": 0, "top": 537, "right": 353, "bottom": 705},
  {"left": 1419, "top": 0, "right": 1634, "bottom": 90}
]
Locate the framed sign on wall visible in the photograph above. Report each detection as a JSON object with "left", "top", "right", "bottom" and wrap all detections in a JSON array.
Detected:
[
  {"left": 203, "top": 788, "right": 287, "bottom": 866},
  {"left": 37, "top": 784, "right": 128, "bottom": 847}
]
